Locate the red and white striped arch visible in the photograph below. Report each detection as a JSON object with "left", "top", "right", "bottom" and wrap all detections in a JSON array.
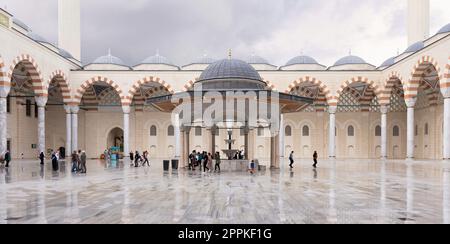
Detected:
[
  {"left": 286, "top": 76, "right": 332, "bottom": 106},
  {"left": 74, "top": 76, "right": 127, "bottom": 106},
  {"left": 443, "top": 56, "right": 450, "bottom": 93},
  {"left": 336, "top": 76, "right": 381, "bottom": 106},
  {"left": 379, "top": 71, "right": 405, "bottom": 106},
  {"left": 47, "top": 70, "right": 72, "bottom": 104},
  {"left": 405, "top": 55, "right": 442, "bottom": 101},
  {"left": 0, "top": 55, "right": 8, "bottom": 90},
  {"left": 183, "top": 78, "right": 199, "bottom": 91},
  {"left": 128, "top": 76, "right": 174, "bottom": 98},
  {"left": 7, "top": 54, "right": 46, "bottom": 97}
]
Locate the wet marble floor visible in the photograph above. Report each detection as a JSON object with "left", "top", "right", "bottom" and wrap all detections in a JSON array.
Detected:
[{"left": 0, "top": 158, "right": 449, "bottom": 224}]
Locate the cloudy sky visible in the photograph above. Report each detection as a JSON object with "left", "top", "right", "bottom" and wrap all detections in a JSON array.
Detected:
[{"left": 1, "top": 0, "right": 449, "bottom": 67}]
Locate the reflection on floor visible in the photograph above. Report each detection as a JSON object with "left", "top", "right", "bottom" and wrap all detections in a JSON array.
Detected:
[{"left": 0, "top": 158, "right": 449, "bottom": 224}]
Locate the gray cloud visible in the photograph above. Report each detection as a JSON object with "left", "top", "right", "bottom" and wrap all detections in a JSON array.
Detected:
[{"left": 1, "top": 0, "right": 449, "bottom": 67}]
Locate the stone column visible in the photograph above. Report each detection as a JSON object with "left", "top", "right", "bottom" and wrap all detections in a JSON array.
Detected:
[
  {"left": 0, "top": 91, "right": 9, "bottom": 154},
  {"left": 185, "top": 127, "right": 191, "bottom": 159},
  {"left": 442, "top": 89, "right": 450, "bottom": 159},
  {"left": 328, "top": 106, "right": 337, "bottom": 158},
  {"left": 210, "top": 125, "right": 217, "bottom": 155},
  {"left": 35, "top": 96, "right": 48, "bottom": 154},
  {"left": 244, "top": 126, "right": 249, "bottom": 160},
  {"left": 380, "top": 105, "right": 388, "bottom": 159},
  {"left": 270, "top": 132, "right": 280, "bottom": 169},
  {"left": 279, "top": 114, "right": 285, "bottom": 159},
  {"left": 71, "top": 105, "right": 79, "bottom": 152},
  {"left": 64, "top": 105, "right": 72, "bottom": 157},
  {"left": 406, "top": 99, "right": 416, "bottom": 159},
  {"left": 122, "top": 106, "right": 130, "bottom": 157},
  {"left": 174, "top": 114, "right": 181, "bottom": 159},
  {"left": 180, "top": 126, "right": 186, "bottom": 167}
]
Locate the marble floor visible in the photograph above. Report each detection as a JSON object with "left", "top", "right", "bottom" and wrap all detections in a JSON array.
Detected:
[{"left": 0, "top": 158, "right": 449, "bottom": 224}]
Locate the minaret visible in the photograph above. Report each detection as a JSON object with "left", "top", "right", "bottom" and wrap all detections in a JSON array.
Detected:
[
  {"left": 408, "top": 0, "right": 429, "bottom": 45},
  {"left": 58, "top": 0, "right": 81, "bottom": 61}
]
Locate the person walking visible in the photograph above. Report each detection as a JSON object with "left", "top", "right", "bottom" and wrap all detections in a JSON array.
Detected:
[
  {"left": 80, "top": 151, "right": 87, "bottom": 173},
  {"left": 77, "top": 150, "right": 82, "bottom": 172},
  {"left": 214, "top": 152, "right": 221, "bottom": 172},
  {"left": 142, "top": 151, "right": 150, "bottom": 166},
  {"left": 207, "top": 153, "right": 213, "bottom": 172},
  {"left": 51, "top": 152, "right": 59, "bottom": 171},
  {"left": 188, "top": 151, "right": 195, "bottom": 171},
  {"left": 39, "top": 152, "right": 45, "bottom": 165},
  {"left": 289, "top": 151, "right": 295, "bottom": 169},
  {"left": 313, "top": 151, "right": 318, "bottom": 168},
  {"left": 129, "top": 151, "right": 134, "bottom": 161},
  {"left": 4, "top": 150, "right": 11, "bottom": 168},
  {"left": 71, "top": 151, "right": 78, "bottom": 173},
  {"left": 134, "top": 151, "right": 141, "bottom": 167},
  {"left": 203, "top": 152, "right": 209, "bottom": 172}
]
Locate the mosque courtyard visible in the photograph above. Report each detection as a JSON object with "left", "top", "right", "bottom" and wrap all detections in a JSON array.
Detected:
[{"left": 0, "top": 159, "right": 449, "bottom": 224}]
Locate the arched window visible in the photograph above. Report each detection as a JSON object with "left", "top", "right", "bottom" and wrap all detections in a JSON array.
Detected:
[
  {"left": 424, "top": 123, "right": 429, "bottom": 135},
  {"left": 195, "top": 126, "right": 202, "bottom": 136},
  {"left": 302, "top": 125, "right": 310, "bottom": 136},
  {"left": 393, "top": 125, "right": 400, "bottom": 137},
  {"left": 347, "top": 125, "right": 355, "bottom": 137},
  {"left": 150, "top": 125, "right": 157, "bottom": 136},
  {"left": 167, "top": 125, "right": 174, "bottom": 136},
  {"left": 258, "top": 126, "right": 264, "bottom": 136},
  {"left": 285, "top": 126, "right": 292, "bottom": 137},
  {"left": 375, "top": 125, "right": 381, "bottom": 137}
]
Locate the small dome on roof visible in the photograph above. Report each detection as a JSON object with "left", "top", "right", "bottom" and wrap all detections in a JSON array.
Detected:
[
  {"left": 59, "top": 49, "right": 74, "bottom": 59},
  {"left": 437, "top": 23, "right": 450, "bottom": 34},
  {"left": 246, "top": 54, "right": 270, "bottom": 64},
  {"left": 404, "top": 41, "right": 424, "bottom": 53},
  {"left": 188, "top": 55, "right": 217, "bottom": 65},
  {"left": 286, "top": 55, "right": 319, "bottom": 66},
  {"left": 92, "top": 52, "right": 126, "bottom": 66},
  {"left": 141, "top": 53, "right": 174, "bottom": 66},
  {"left": 12, "top": 17, "right": 30, "bottom": 31},
  {"left": 380, "top": 57, "right": 395, "bottom": 68},
  {"left": 28, "top": 32, "right": 52, "bottom": 45},
  {"left": 334, "top": 55, "right": 368, "bottom": 66}
]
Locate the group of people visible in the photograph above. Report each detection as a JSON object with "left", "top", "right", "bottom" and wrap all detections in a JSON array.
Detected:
[
  {"left": 288, "top": 151, "right": 319, "bottom": 169},
  {"left": 188, "top": 151, "right": 221, "bottom": 173},
  {"left": 71, "top": 150, "right": 87, "bottom": 174},
  {"left": 0, "top": 150, "right": 11, "bottom": 168},
  {"left": 130, "top": 151, "right": 150, "bottom": 167}
]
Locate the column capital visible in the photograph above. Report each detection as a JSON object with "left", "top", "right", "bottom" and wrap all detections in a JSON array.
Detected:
[
  {"left": 71, "top": 105, "right": 80, "bottom": 114},
  {"left": 34, "top": 96, "right": 48, "bottom": 107},
  {"left": 122, "top": 105, "right": 131, "bottom": 114},
  {"left": 380, "top": 105, "right": 389, "bottom": 114},
  {"left": 328, "top": 105, "right": 337, "bottom": 114},
  {"left": 0, "top": 87, "right": 10, "bottom": 98},
  {"left": 405, "top": 98, "right": 417, "bottom": 108},
  {"left": 441, "top": 87, "right": 450, "bottom": 99},
  {"left": 64, "top": 105, "right": 72, "bottom": 114}
]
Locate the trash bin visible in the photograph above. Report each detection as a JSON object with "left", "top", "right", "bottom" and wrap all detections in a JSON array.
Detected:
[
  {"left": 171, "top": 159, "right": 179, "bottom": 170},
  {"left": 163, "top": 160, "right": 170, "bottom": 171}
]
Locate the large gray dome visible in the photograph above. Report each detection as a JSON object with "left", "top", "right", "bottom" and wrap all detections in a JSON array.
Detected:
[
  {"left": 199, "top": 59, "right": 262, "bottom": 81},
  {"left": 196, "top": 59, "right": 266, "bottom": 90},
  {"left": 379, "top": 57, "right": 395, "bottom": 68},
  {"left": 334, "top": 55, "right": 368, "bottom": 66}
]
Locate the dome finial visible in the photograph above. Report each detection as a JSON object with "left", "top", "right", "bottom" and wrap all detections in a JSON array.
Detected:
[
  {"left": 228, "top": 49, "right": 232, "bottom": 60},
  {"left": 349, "top": 49, "right": 352, "bottom": 56},
  {"left": 156, "top": 49, "right": 160, "bottom": 56},
  {"left": 108, "top": 48, "right": 112, "bottom": 63}
]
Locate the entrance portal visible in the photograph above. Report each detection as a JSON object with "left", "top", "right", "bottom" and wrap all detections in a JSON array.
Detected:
[{"left": 107, "top": 127, "right": 124, "bottom": 152}]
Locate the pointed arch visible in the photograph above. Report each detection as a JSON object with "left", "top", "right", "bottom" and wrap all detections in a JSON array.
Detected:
[
  {"left": 7, "top": 54, "right": 46, "bottom": 97},
  {"left": 379, "top": 71, "right": 406, "bottom": 106},
  {"left": 286, "top": 76, "right": 333, "bottom": 107},
  {"left": 406, "top": 55, "right": 443, "bottom": 101},
  {"left": 47, "top": 70, "right": 72, "bottom": 104},
  {"left": 0, "top": 55, "right": 8, "bottom": 90},
  {"left": 442, "top": 56, "right": 450, "bottom": 97},
  {"left": 183, "top": 77, "right": 199, "bottom": 91},
  {"left": 336, "top": 76, "right": 380, "bottom": 101},
  {"left": 74, "top": 76, "right": 127, "bottom": 106},
  {"left": 129, "top": 76, "right": 174, "bottom": 111}
]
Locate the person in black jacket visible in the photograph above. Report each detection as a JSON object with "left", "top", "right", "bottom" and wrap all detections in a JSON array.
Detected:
[
  {"left": 4, "top": 150, "right": 11, "bottom": 168},
  {"left": 51, "top": 152, "right": 59, "bottom": 171},
  {"left": 39, "top": 152, "right": 45, "bottom": 165}
]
